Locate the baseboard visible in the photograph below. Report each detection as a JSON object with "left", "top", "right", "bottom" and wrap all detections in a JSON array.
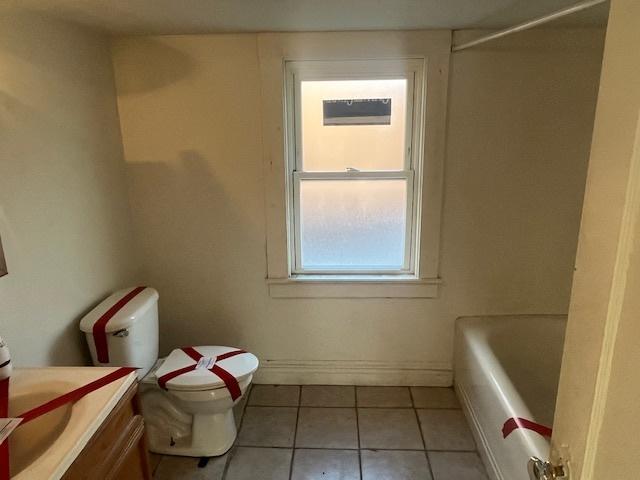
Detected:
[
  {"left": 455, "top": 381, "right": 503, "bottom": 480},
  {"left": 253, "top": 359, "right": 452, "bottom": 386}
]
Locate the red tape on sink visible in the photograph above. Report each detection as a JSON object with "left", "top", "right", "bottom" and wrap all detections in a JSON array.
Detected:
[
  {"left": 502, "top": 417, "right": 552, "bottom": 439},
  {"left": 0, "top": 367, "right": 136, "bottom": 480}
]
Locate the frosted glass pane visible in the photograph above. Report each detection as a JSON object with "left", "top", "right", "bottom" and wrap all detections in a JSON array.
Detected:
[
  {"left": 299, "top": 180, "right": 407, "bottom": 269},
  {"left": 301, "top": 79, "right": 407, "bottom": 172}
]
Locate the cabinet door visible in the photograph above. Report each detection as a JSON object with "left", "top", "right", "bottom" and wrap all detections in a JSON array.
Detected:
[{"left": 63, "top": 384, "right": 151, "bottom": 480}]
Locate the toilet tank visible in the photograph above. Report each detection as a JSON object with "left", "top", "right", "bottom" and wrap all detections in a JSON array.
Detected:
[{"left": 80, "top": 287, "right": 159, "bottom": 379}]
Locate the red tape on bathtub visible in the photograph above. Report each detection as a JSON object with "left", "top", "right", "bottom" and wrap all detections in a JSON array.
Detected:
[
  {"left": 502, "top": 417, "right": 552, "bottom": 439},
  {"left": 157, "top": 347, "right": 246, "bottom": 400},
  {"left": 0, "top": 367, "right": 136, "bottom": 480},
  {"left": 93, "top": 286, "right": 147, "bottom": 363}
]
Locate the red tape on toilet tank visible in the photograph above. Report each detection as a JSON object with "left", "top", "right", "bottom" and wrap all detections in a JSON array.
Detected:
[
  {"left": 157, "top": 347, "right": 246, "bottom": 400},
  {"left": 93, "top": 286, "right": 147, "bottom": 363}
]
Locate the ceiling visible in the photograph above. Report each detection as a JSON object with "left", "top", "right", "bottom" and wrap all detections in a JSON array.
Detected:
[{"left": 2, "top": 0, "right": 609, "bottom": 35}]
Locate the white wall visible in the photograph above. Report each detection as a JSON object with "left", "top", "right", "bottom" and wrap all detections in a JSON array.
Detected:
[
  {"left": 0, "top": 12, "right": 139, "bottom": 366},
  {"left": 111, "top": 29, "right": 603, "bottom": 384}
]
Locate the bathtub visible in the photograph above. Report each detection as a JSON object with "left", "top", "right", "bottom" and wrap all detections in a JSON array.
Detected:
[{"left": 454, "top": 315, "right": 567, "bottom": 480}]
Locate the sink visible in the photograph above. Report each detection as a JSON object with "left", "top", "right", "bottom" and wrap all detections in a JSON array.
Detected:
[
  {"left": 8, "top": 385, "right": 74, "bottom": 476},
  {"left": 5, "top": 367, "right": 136, "bottom": 480}
]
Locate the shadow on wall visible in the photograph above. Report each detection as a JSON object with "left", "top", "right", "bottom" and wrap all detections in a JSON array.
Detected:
[
  {"left": 124, "top": 151, "right": 263, "bottom": 355},
  {"left": 112, "top": 38, "right": 195, "bottom": 96}
]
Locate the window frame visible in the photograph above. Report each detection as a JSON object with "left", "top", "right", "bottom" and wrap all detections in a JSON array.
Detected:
[
  {"left": 258, "top": 31, "right": 451, "bottom": 298},
  {"left": 285, "top": 59, "right": 426, "bottom": 276}
]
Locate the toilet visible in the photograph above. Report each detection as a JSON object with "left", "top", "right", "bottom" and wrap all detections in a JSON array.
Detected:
[{"left": 79, "top": 286, "right": 259, "bottom": 457}]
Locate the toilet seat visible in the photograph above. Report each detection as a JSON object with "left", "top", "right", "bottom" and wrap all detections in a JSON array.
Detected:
[{"left": 155, "top": 346, "right": 258, "bottom": 393}]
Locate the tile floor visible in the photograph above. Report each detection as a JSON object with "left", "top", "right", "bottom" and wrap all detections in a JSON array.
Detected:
[{"left": 151, "top": 385, "right": 489, "bottom": 480}]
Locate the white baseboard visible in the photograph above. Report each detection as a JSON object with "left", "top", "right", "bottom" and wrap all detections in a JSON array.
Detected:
[{"left": 253, "top": 359, "right": 452, "bottom": 386}]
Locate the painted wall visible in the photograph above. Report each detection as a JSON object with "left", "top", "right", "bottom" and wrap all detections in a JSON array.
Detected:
[
  {"left": 111, "top": 29, "right": 604, "bottom": 384},
  {"left": 0, "top": 13, "right": 139, "bottom": 366}
]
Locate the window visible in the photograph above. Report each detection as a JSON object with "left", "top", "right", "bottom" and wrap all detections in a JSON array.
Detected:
[
  {"left": 285, "top": 60, "right": 425, "bottom": 276},
  {"left": 258, "top": 31, "right": 450, "bottom": 297}
]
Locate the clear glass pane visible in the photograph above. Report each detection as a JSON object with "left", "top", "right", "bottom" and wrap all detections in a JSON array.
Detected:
[
  {"left": 299, "top": 179, "right": 407, "bottom": 270},
  {"left": 300, "top": 79, "right": 407, "bottom": 172}
]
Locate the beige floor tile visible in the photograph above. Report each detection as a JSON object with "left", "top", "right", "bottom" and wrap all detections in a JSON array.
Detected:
[
  {"left": 358, "top": 408, "right": 424, "bottom": 449},
  {"left": 248, "top": 385, "right": 300, "bottom": 406},
  {"left": 296, "top": 407, "right": 358, "bottom": 448},
  {"left": 361, "top": 450, "right": 432, "bottom": 480},
  {"left": 153, "top": 454, "right": 226, "bottom": 480},
  {"left": 291, "top": 449, "right": 360, "bottom": 480},
  {"left": 237, "top": 406, "right": 298, "bottom": 447},
  {"left": 356, "top": 386, "right": 413, "bottom": 407},
  {"left": 417, "top": 409, "right": 476, "bottom": 450},
  {"left": 225, "top": 447, "right": 292, "bottom": 480},
  {"left": 429, "top": 452, "right": 488, "bottom": 480},
  {"left": 301, "top": 385, "right": 355, "bottom": 407},
  {"left": 411, "top": 387, "right": 460, "bottom": 409}
]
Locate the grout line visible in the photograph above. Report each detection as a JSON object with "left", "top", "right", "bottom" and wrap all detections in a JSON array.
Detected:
[
  {"left": 288, "top": 385, "right": 302, "bottom": 480},
  {"left": 220, "top": 447, "right": 235, "bottom": 480},
  {"left": 243, "top": 405, "right": 460, "bottom": 410},
  {"left": 410, "top": 387, "right": 436, "bottom": 480},
  {"left": 226, "top": 444, "right": 477, "bottom": 453},
  {"left": 355, "top": 386, "right": 363, "bottom": 480},
  {"left": 425, "top": 448, "right": 479, "bottom": 453},
  {"left": 152, "top": 455, "right": 164, "bottom": 478},
  {"left": 245, "top": 404, "right": 427, "bottom": 409},
  {"left": 221, "top": 385, "right": 253, "bottom": 480}
]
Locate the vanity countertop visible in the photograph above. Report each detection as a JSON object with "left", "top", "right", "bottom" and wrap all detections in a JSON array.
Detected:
[{"left": 7, "top": 367, "right": 136, "bottom": 480}]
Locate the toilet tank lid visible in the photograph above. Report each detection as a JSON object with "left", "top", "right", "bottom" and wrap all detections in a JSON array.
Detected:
[{"left": 79, "top": 287, "right": 159, "bottom": 333}]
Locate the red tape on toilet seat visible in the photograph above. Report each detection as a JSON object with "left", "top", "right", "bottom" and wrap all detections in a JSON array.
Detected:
[
  {"left": 502, "top": 417, "right": 552, "bottom": 439},
  {"left": 157, "top": 347, "right": 246, "bottom": 400},
  {"left": 0, "top": 367, "right": 136, "bottom": 480},
  {"left": 93, "top": 286, "right": 147, "bottom": 363}
]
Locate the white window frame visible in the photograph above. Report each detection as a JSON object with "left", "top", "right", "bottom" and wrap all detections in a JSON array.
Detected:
[
  {"left": 258, "top": 31, "right": 451, "bottom": 298},
  {"left": 285, "top": 60, "right": 424, "bottom": 276}
]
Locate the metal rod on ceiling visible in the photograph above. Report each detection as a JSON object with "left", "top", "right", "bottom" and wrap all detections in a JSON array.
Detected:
[{"left": 451, "top": 0, "right": 608, "bottom": 52}]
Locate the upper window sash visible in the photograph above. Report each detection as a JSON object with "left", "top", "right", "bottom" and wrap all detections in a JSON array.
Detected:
[{"left": 287, "top": 59, "right": 422, "bottom": 174}]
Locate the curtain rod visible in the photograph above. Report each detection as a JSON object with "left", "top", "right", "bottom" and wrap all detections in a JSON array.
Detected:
[{"left": 452, "top": 0, "right": 608, "bottom": 52}]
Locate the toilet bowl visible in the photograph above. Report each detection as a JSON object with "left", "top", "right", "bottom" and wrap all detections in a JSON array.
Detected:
[
  {"left": 79, "top": 287, "right": 259, "bottom": 457},
  {"left": 141, "top": 346, "right": 258, "bottom": 456}
]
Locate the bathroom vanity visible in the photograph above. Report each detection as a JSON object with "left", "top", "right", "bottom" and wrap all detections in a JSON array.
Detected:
[
  {"left": 8, "top": 367, "right": 151, "bottom": 479},
  {"left": 62, "top": 381, "right": 151, "bottom": 479}
]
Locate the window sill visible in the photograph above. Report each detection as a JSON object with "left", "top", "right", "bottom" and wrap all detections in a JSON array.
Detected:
[{"left": 267, "top": 276, "right": 441, "bottom": 298}]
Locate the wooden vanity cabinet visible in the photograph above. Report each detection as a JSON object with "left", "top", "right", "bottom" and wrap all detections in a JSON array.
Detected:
[{"left": 62, "top": 382, "right": 152, "bottom": 480}]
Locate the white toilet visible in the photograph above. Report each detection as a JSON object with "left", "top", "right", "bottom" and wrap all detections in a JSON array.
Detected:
[{"left": 79, "top": 286, "right": 259, "bottom": 457}]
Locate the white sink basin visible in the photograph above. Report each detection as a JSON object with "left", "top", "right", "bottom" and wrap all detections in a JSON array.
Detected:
[
  {"left": 8, "top": 385, "right": 74, "bottom": 476},
  {"left": 6, "top": 367, "right": 136, "bottom": 479}
]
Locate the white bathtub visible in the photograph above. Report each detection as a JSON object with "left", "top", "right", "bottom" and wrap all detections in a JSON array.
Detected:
[{"left": 454, "top": 315, "right": 566, "bottom": 480}]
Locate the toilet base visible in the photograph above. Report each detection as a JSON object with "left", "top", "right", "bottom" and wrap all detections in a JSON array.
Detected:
[{"left": 146, "top": 409, "right": 238, "bottom": 457}]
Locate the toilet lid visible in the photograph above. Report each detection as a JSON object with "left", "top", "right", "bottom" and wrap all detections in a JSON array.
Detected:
[{"left": 155, "top": 346, "right": 259, "bottom": 392}]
